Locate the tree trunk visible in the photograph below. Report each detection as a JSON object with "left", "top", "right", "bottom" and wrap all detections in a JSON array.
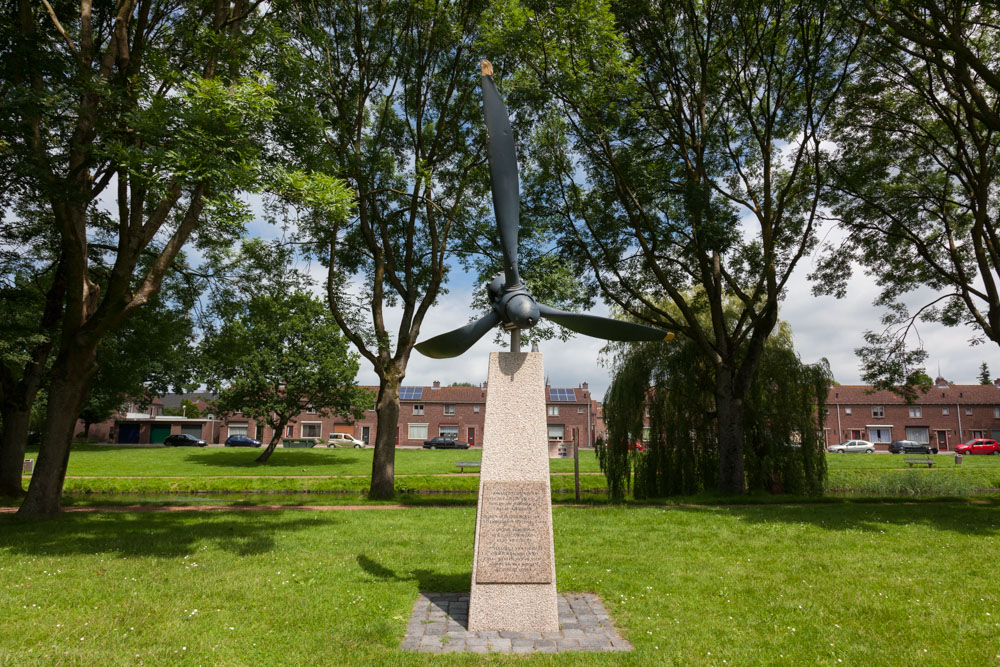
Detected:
[
  {"left": 255, "top": 419, "right": 287, "bottom": 463},
  {"left": 17, "top": 347, "right": 98, "bottom": 518},
  {"left": 715, "top": 369, "right": 746, "bottom": 495},
  {"left": 369, "top": 378, "right": 400, "bottom": 499},
  {"left": 0, "top": 406, "right": 31, "bottom": 498}
]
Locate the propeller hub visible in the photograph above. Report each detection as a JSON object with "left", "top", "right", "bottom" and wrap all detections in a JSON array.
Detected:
[{"left": 500, "top": 291, "right": 539, "bottom": 330}]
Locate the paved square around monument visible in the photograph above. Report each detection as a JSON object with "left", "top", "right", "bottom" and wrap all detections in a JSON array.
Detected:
[{"left": 400, "top": 592, "right": 633, "bottom": 654}]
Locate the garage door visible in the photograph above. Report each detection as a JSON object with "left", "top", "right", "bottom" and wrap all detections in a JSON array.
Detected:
[
  {"left": 181, "top": 425, "right": 203, "bottom": 439},
  {"left": 118, "top": 423, "right": 140, "bottom": 444},
  {"left": 150, "top": 425, "right": 171, "bottom": 444}
]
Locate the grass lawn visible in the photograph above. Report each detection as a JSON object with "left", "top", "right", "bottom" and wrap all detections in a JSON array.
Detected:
[
  {"left": 826, "top": 453, "right": 1000, "bottom": 496},
  {"left": 1, "top": 503, "right": 998, "bottom": 665},
  {"left": 40, "top": 444, "right": 601, "bottom": 477}
]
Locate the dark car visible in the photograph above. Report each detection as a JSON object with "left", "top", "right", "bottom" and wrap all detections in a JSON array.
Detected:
[
  {"left": 224, "top": 435, "right": 261, "bottom": 448},
  {"left": 888, "top": 439, "right": 938, "bottom": 455},
  {"left": 163, "top": 433, "right": 207, "bottom": 447},
  {"left": 422, "top": 436, "right": 469, "bottom": 450}
]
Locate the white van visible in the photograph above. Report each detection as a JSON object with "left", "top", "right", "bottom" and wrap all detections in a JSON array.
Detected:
[{"left": 328, "top": 433, "right": 365, "bottom": 448}]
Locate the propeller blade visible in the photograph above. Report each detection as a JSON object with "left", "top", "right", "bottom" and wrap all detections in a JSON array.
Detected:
[
  {"left": 415, "top": 310, "right": 503, "bottom": 359},
  {"left": 481, "top": 59, "right": 521, "bottom": 288},
  {"left": 537, "top": 303, "right": 675, "bottom": 342}
]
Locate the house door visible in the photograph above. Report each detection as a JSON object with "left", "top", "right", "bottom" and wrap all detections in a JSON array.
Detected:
[
  {"left": 936, "top": 430, "right": 948, "bottom": 450},
  {"left": 362, "top": 426, "right": 370, "bottom": 445},
  {"left": 468, "top": 427, "right": 476, "bottom": 447}
]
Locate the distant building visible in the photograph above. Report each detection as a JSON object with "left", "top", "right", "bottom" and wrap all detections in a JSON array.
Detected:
[
  {"left": 76, "top": 381, "right": 604, "bottom": 448},
  {"left": 823, "top": 377, "right": 1000, "bottom": 451}
]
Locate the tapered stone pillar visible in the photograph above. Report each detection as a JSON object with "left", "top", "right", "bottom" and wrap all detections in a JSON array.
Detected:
[{"left": 468, "top": 351, "right": 558, "bottom": 632}]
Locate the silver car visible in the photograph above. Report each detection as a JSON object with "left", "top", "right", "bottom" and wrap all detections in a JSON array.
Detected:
[{"left": 828, "top": 439, "right": 875, "bottom": 453}]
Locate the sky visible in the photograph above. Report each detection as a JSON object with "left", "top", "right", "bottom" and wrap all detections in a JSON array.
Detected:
[{"left": 361, "top": 252, "right": 1000, "bottom": 399}]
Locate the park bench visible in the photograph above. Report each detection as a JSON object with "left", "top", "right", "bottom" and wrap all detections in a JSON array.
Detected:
[
  {"left": 282, "top": 437, "right": 320, "bottom": 448},
  {"left": 455, "top": 460, "right": 481, "bottom": 473},
  {"left": 903, "top": 457, "right": 934, "bottom": 468}
]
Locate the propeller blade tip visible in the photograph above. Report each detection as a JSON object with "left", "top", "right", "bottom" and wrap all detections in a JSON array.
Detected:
[{"left": 481, "top": 59, "right": 493, "bottom": 76}]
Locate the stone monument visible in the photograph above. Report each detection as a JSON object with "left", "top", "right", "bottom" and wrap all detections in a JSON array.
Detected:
[
  {"left": 468, "top": 351, "right": 557, "bottom": 631},
  {"left": 414, "top": 59, "right": 672, "bottom": 633}
]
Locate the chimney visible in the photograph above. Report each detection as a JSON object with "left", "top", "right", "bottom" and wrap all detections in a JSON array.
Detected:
[
  {"left": 935, "top": 376, "right": 948, "bottom": 388},
  {"left": 994, "top": 378, "right": 1000, "bottom": 388},
  {"left": 582, "top": 382, "right": 589, "bottom": 390},
  {"left": 432, "top": 381, "right": 440, "bottom": 389}
]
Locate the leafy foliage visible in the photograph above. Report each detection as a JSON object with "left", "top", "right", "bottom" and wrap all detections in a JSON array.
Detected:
[{"left": 602, "top": 324, "right": 830, "bottom": 501}]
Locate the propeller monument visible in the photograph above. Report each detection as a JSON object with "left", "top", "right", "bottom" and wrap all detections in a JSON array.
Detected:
[{"left": 414, "top": 60, "right": 674, "bottom": 359}]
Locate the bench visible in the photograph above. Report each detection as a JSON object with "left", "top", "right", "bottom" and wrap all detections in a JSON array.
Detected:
[
  {"left": 904, "top": 457, "right": 934, "bottom": 468},
  {"left": 455, "top": 461, "right": 481, "bottom": 473}
]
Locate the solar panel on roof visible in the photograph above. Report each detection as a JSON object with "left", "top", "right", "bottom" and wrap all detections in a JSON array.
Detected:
[
  {"left": 548, "top": 388, "right": 576, "bottom": 401},
  {"left": 399, "top": 386, "right": 423, "bottom": 400}
]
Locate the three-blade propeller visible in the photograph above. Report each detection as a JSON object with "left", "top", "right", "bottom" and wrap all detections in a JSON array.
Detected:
[{"left": 415, "top": 60, "right": 673, "bottom": 360}]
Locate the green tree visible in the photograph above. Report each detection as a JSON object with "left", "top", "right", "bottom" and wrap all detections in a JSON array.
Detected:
[
  {"left": 603, "top": 322, "right": 830, "bottom": 501},
  {"left": 162, "top": 399, "right": 202, "bottom": 420},
  {"left": 269, "top": 0, "right": 491, "bottom": 497},
  {"left": 815, "top": 1, "right": 1000, "bottom": 388},
  {"left": 3, "top": 0, "right": 276, "bottom": 517},
  {"left": 488, "top": 0, "right": 858, "bottom": 494},
  {"left": 978, "top": 363, "right": 991, "bottom": 385},
  {"left": 201, "top": 290, "right": 371, "bottom": 463}
]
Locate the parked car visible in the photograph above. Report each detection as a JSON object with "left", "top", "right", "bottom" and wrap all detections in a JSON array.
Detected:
[
  {"left": 163, "top": 433, "right": 207, "bottom": 447},
  {"left": 828, "top": 439, "right": 875, "bottom": 453},
  {"left": 328, "top": 433, "right": 365, "bottom": 448},
  {"left": 955, "top": 438, "right": 1000, "bottom": 455},
  {"left": 888, "top": 440, "right": 938, "bottom": 455},
  {"left": 224, "top": 435, "right": 261, "bottom": 448},
  {"left": 422, "top": 436, "right": 469, "bottom": 450}
]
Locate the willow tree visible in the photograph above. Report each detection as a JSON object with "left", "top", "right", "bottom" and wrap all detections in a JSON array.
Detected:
[
  {"left": 603, "top": 323, "right": 830, "bottom": 501},
  {"left": 270, "top": 0, "right": 490, "bottom": 498},
  {"left": 486, "top": 0, "right": 858, "bottom": 493}
]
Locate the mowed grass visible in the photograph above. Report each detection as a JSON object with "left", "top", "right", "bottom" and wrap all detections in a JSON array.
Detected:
[
  {"left": 1, "top": 503, "right": 998, "bottom": 665},
  {"left": 41, "top": 444, "right": 601, "bottom": 477},
  {"left": 826, "top": 453, "right": 1000, "bottom": 496}
]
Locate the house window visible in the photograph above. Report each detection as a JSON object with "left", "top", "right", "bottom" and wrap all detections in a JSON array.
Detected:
[
  {"left": 548, "top": 406, "right": 560, "bottom": 416},
  {"left": 641, "top": 427, "right": 651, "bottom": 442},
  {"left": 444, "top": 404, "right": 455, "bottom": 415},
  {"left": 578, "top": 406, "right": 585, "bottom": 413},
  {"left": 909, "top": 406, "right": 922, "bottom": 418},
  {"left": 473, "top": 405, "right": 480, "bottom": 413},
  {"left": 966, "top": 407, "right": 973, "bottom": 416},
  {"left": 413, "top": 404, "right": 424, "bottom": 415},
  {"left": 994, "top": 407, "right": 1000, "bottom": 419},
  {"left": 547, "top": 425, "right": 564, "bottom": 441},
  {"left": 301, "top": 423, "right": 322, "bottom": 438},
  {"left": 307, "top": 404, "right": 316, "bottom": 413},
  {"left": 905, "top": 426, "right": 929, "bottom": 444},
  {"left": 439, "top": 425, "right": 459, "bottom": 439},
  {"left": 844, "top": 407, "right": 852, "bottom": 415},
  {"left": 972, "top": 430, "right": 984, "bottom": 439},
  {"left": 868, "top": 427, "right": 891, "bottom": 443},
  {"left": 408, "top": 423, "right": 428, "bottom": 440},
  {"left": 285, "top": 425, "right": 294, "bottom": 437},
  {"left": 872, "top": 406, "right": 884, "bottom": 418},
  {"left": 942, "top": 407, "right": 950, "bottom": 415}
]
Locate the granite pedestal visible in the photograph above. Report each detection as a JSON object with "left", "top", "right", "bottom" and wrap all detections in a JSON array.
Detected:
[{"left": 468, "top": 351, "right": 558, "bottom": 632}]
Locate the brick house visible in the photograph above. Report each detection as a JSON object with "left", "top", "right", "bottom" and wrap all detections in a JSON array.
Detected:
[
  {"left": 81, "top": 381, "right": 605, "bottom": 448},
  {"left": 823, "top": 378, "right": 1000, "bottom": 451}
]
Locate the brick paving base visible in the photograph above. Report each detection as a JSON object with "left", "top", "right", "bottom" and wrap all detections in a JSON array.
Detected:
[{"left": 400, "top": 592, "right": 632, "bottom": 654}]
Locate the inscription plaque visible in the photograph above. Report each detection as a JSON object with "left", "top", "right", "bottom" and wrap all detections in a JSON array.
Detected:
[{"left": 475, "top": 480, "right": 552, "bottom": 584}]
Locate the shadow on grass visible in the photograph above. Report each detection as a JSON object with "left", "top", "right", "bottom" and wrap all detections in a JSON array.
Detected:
[
  {"left": 357, "top": 553, "right": 470, "bottom": 593},
  {"left": 665, "top": 498, "right": 1000, "bottom": 536},
  {"left": 0, "top": 512, "right": 344, "bottom": 558},
  {"left": 182, "top": 448, "right": 362, "bottom": 470}
]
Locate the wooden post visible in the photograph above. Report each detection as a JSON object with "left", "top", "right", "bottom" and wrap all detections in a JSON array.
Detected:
[{"left": 573, "top": 427, "right": 580, "bottom": 502}]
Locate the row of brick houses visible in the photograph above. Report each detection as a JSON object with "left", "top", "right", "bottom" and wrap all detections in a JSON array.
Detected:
[
  {"left": 78, "top": 376, "right": 1000, "bottom": 452},
  {"left": 78, "top": 381, "right": 606, "bottom": 448},
  {"left": 822, "top": 378, "right": 1000, "bottom": 450}
]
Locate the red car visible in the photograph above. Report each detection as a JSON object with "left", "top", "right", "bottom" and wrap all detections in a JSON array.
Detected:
[{"left": 955, "top": 438, "right": 1000, "bottom": 455}]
